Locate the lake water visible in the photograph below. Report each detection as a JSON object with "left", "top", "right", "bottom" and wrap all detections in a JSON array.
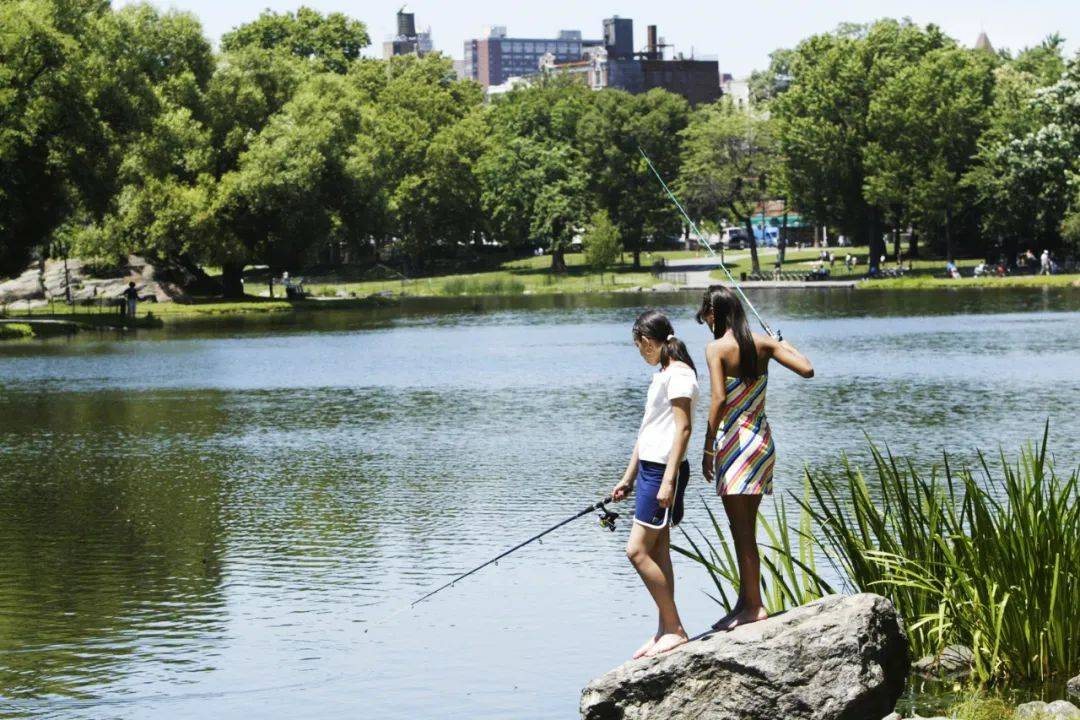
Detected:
[{"left": 1, "top": 288, "right": 1078, "bottom": 719}]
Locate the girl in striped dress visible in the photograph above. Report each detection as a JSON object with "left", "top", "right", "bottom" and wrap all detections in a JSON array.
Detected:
[{"left": 697, "top": 285, "right": 814, "bottom": 630}]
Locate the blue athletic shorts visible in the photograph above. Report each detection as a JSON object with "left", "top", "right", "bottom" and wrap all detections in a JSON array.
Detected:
[{"left": 634, "top": 459, "right": 690, "bottom": 529}]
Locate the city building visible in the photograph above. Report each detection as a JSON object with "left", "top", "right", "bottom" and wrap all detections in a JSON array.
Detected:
[
  {"left": 463, "top": 26, "right": 603, "bottom": 88},
  {"left": 383, "top": 7, "right": 433, "bottom": 59},
  {"left": 540, "top": 18, "right": 721, "bottom": 105},
  {"left": 720, "top": 74, "right": 751, "bottom": 109}
]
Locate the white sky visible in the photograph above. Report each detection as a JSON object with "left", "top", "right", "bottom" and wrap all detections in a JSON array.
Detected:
[{"left": 116, "top": 0, "right": 1079, "bottom": 77}]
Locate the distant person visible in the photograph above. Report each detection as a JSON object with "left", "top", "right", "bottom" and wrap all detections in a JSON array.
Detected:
[
  {"left": 1041, "top": 250, "right": 1051, "bottom": 275},
  {"left": 120, "top": 282, "right": 140, "bottom": 319},
  {"left": 828, "top": 252, "right": 836, "bottom": 267},
  {"left": 696, "top": 286, "right": 814, "bottom": 631},
  {"left": 611, "top": 310, "right": 698, "bottom": 659}
]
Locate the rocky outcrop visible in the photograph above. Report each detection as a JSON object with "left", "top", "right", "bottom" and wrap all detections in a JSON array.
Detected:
[
  {"left": 1016, "top": 700, "right": 1080, "bottom": 719},
  {"left": 0, "top": 256, "right": 184, "bottom": 308},
  {"left": 912, "top": 645, "right": 973, "bottom": 680},
  {"left": 580, "top": 593, "right": 909, "bottom": 720}
]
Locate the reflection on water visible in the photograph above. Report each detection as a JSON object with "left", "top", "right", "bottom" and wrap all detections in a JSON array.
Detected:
[{"left": 0, "top": 287, "right": 1078, "bottom": 719}]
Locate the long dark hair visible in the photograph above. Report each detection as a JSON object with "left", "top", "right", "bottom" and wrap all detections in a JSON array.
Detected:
[
  {"left": 632, "top": 310, "right": 696, "bottom": 375},
  {"left": 695, "top": 285, "right": 759, "bottom": 380}
]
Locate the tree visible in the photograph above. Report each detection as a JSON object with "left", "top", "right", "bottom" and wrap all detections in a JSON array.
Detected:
[
  {"left": 678, "top": 101, "right": 777, "bottom": 273},
  {"left": 219, "top": 6, "right": 369, "bottom": 74},
  {"left": 211, "top": 72, "right": 368, "bottom": 295},
  {"left": 747, "top": 48, "right": 795, "bottom": 106},
  {"left": 388, "top": 108, "right": 488, "bottom": 269},
  {"left": 0, "top": 0, "right": 106, "bottom": 275},
  {"left": 968, "top": 49, "right": 1078, "bottom": 262},
  {"left": 583, "top": 210, "right": 621, "bottom": 283},
  {"left": 865, "top": 47, "right": 996, "bottom": 262},
  {"left": 774, "top": 19, "right": 950, "bottom": 270},
  {"left": 352, "top": 54, "right": 484, "bottom": 271},
  {"left": 577, "top": 88, "right": 689, "bottom": 268}
]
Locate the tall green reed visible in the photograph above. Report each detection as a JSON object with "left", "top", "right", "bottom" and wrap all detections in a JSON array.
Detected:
[
  {"left": 676, "top": 427, "right": 1079, "bottom": 687},
  {"left": 674, "top": 491, "right": 834, "bottom": 615}
]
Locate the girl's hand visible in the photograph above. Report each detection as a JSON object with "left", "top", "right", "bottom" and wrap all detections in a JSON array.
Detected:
[
  {"left": 657, "top": 479, "right": 674, "bottom": 508},
  {"left": 702, "top": 452, "right": 715, "bottom": 483},
  {"left": 612, "top": 479, "right": 633, "bottom": 502}
]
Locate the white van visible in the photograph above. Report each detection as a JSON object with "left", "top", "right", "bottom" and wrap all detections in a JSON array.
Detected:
[{"left": 714, "top": 227, "right": 749, "bottom": 250}]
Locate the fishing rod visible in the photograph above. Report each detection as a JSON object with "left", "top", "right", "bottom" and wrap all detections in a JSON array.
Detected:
[
  {"left": 637, "top": 147, "right": 780, "bottom": 340},
  {"left": 409, "top": 495, "right": 619, "bottom": 608}
]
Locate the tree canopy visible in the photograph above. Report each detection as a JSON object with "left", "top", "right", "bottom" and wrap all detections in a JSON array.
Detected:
[{"left": 2, "top": 7, "right": 1078, "bottom": 294}]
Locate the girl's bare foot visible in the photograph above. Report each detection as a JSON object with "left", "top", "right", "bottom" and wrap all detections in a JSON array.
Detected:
[
  {"left": 632, "top": 634, "right": 660, "bottom": 660},
  {"left": 719, "top": 606, "right": 768, "bottom": 630},
  {"left": 644, "top": 632, "right": 688, "bottom": 657},
  {"left": 710, "top": 604, "right": 743, "bottom": 631}
]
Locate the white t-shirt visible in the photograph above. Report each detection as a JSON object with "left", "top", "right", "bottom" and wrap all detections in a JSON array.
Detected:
[{"left": 637, "top": 362, "right": 699, "bottom": 465}]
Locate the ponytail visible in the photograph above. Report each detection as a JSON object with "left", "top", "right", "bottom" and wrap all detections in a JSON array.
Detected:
[
  {"left": 695, "top": 285, "right": 759, "bottom": 381},
  {"left": 632, "top": 310, "right": 697, "bottom": 375}
]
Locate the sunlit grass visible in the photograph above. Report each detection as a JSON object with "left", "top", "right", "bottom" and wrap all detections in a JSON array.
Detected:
[{"left": 0, "top": 323, "right": 34, "bottom": 340}]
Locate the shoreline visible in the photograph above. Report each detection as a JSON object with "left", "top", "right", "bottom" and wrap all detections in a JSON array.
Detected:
[{"left": 3, "top": 278, "right": 1080, "bottom": 331}]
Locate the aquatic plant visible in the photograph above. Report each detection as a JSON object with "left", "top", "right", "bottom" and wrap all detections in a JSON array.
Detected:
[{"left": 676, "top": 427, "right": 1080, "bottom": 687}]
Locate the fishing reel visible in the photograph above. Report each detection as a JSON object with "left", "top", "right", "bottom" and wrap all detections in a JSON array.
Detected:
[{"left": 598, "top": 506, "right": 619, "bottom": 532}]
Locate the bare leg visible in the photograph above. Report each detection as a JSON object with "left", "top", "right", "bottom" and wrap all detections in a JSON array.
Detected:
[
  {"left": 718, "top": 495, "right": 768, "bottom": 629},
  {"left": 626, "top": 523, "right": 687, "bottom": 658},
  {"left": 645, "top": 527, "right": 686, "bottom": 655},
  {"left": 711, "top": 500, "right": 745, "bottom": 630}
]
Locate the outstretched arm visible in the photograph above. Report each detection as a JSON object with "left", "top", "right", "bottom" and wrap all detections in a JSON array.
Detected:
[{"left": 761, "top": 334, "right": 814, "bottom": 378}]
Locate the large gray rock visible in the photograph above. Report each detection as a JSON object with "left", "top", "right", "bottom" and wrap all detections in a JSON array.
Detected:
[
  {"left": 1069, "top": 675, "right": 1080, "bottom": 702},
  {"left": 580, "top": 593, "right": 909, "bottom": 720},
  {"left": 1016, "top": 700, "right": 1080, "bottom": 719},
  {"left": 912, "top": 644, "right": 973, "bottom": 679}
]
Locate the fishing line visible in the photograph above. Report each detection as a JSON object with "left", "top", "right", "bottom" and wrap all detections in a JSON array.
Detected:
[{"left": 637, "top": 147, "right": 780, "bottom": 340}]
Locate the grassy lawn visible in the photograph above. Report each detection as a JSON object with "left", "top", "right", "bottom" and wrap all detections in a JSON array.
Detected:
[
  {"left": 861, "top": 272, "right": 1080, "bottom": 289},
  {"left": 707, "top": 247, "right": 1080, "bottom": 288},
  {"left": 299, "top": 250, "right": 697, "bottom": 298}
]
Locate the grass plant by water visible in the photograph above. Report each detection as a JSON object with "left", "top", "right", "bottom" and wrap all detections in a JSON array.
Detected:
[
  {"left": 0, "top": 323, "right": 34, "bottom": 340},
  {"left": 440, "top": 276, "right": 525, "bottom": 296},
  {"left": 676, "top": 427, "right": 1079, "bottom": 688}
]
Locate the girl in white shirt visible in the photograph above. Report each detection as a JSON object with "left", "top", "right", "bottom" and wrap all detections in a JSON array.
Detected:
[{"left": 612, "top": 310, "right": 700, "bottom": 659}]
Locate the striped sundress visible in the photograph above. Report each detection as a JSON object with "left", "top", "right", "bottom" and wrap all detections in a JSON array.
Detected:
[{"left": 713, "top": 373, "right": 775, "bottom": 495}]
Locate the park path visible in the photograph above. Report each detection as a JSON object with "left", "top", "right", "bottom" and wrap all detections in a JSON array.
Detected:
[
  {"left": 659, "top": 249, "right": 857, "bottom": 289},
  {"left": 662, "top": 249, "right": 772, "bottom": 288}
]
